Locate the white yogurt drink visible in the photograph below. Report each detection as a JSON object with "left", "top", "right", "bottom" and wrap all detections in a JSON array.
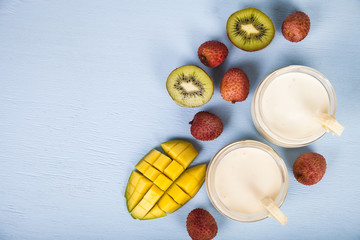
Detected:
[
  {"left": 262, "top": 72, "right": 329, "bottom": 139},
  {"left": 206, "top": 140, "right": 288, "bottom": 222},
  {"left": 252, "top": 65, "right": 337, "bottom": 147},
  {"left": 214, "top": 147, "right": 282, "bottom": 214}
]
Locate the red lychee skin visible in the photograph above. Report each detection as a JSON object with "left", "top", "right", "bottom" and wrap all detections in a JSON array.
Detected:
[
  {"left": 220, "top": 68, "right": 249, "bottom": 103},
  {"left": 198, "top": 41, "right": 228, "bottom": 68},
  {"left": 282, "top": 11, "right": 310, "bottom": 42},
  {"left": 293, "top": 152, "right": 326, "bottom": 185},
  {"left": 186, "top": 208, "right": 218, "bottom": 240},
  {"left": 190, "top": 111, "right": 223, "bottom": 141}
]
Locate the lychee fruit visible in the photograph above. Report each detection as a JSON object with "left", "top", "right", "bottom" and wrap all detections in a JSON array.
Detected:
[
  {"left": 198, "top": 41, "right": 228, "bottom": 68},
  {"left": 282, "top": 11, "right": 310, "bottom": 42},
  {"left": 220, "top": 68, "right": 250, "bottom": 103},
  {"left": 186, "top": 208, "right": 217, "bottom": 240},
  {"left": 293, "top": 152, "right": 326, "bottom": 185},
  {"left": 190, "top": 111, "right": 223, "bottom": 141}
]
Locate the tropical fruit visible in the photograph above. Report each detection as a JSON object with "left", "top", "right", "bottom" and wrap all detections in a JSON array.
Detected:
[
  {"left": 226, "top": 8, "right": 275, "bottom": 51},
  {"left": 166, "top": 65, "right": 214, "bottom": 107},
  {"left": 282, "top": 11, "right": 310, "bottom": 42},
  {"left": 198, "top": 41, "right": 228, "bottom": 68},
  {"left": 293, "top": 152, "right": 326, "bottom": 185},
  {"left": 124, "top": 140, "right": 207, "bottom": 220},
  {"left": 220, "top": 68, "right": 250, "bottom": 103},
  {"left": 187, "top": 208, "right": 218, "bottom": 240},
  {"left": 190, "top": 111, "right": 224, "bottom": 141}
]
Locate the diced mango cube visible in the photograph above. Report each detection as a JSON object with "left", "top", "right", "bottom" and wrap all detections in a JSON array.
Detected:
[
  {"left": 128, "top": 191, "right": 144, "bottom": 212},
  {"left": 127, "top": 176, "right": 152, "bottom": 212},
  {"left": 136, "top": 160, "right": 161, "bottom": 181},
  {"left": 143, "top": 204, "right": 166, "bottom": 220},
  {"left": 125, "top": 171, "right": 143, "bottom": 198},
  {"left": 166, "top": 141, "right": 191, "bottom": 159},
  {"left": 175, "top": 172, "right": 198, "bottom": 196},
  {"left": 138, "top": 198, "right": 153, "bottom": 210},
  {"left": 153, "top": 174, "right": 173, "bottom": 191},
  {"left": 186, "top": 164, "right": 207, "bottom": 182},
  {"left": 142, "top": 212, "right": 155, "bottom": 220},
  {"left": 131, "top": 185, "right": 164, "bottom": 219},
  {"left": 167, "top": 183, "right": 191, "bottom": 205},
  {"left": 164, "top": 160, "right": 184, "bottom": 181},
  {"left": 134, "top": 176, "right": 153, "bottom": 194},
  {"left": 157, "top": 193, "right": 182, "bottom": 213},
  {"left": 160, "top": 140, "right": 180, "bottom": 154},
  {"left": 143, "top": 149, "right": 162, "bottom": 165},
  {"left": 144, "top": 165, "right": 161, "bottom": 181},
  {"left": 131, "top": 203, "right": 148, "bottom": 219},
  {"left": 135, "top": 159, "right": 151, "bottom": 174},
  {"left": 153, "top": 154, "right": 172, "bottom": 172},
  {"left": 176, "top": 144, "right": 198, "bottom": 168},
  {"left": 143, "top": 185, "right": 164, "bottom": 204}
]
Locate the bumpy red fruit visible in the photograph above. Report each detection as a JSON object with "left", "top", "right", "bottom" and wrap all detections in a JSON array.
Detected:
[
  {"left": 198, "top": 41, "right": 228, "bottom": 68},
  {"left": 220, "top": 68, "right": 249, "bottom": 103},
  {"left": 293, "top": 152, "right": 326, "bottom": 185},
  {"left": 187, "top": 208, "right": 217, "bottom": 240},
  {"left": 282, "top": 11, "right": 310, "bottom": 42},
  {"left": 190, "top": 111, "right": 223, "bottom": 141}
]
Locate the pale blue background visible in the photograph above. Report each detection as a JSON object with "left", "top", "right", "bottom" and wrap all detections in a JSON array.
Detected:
[{"left": 1, "top": 0, "right": 359, "bottom": 239}]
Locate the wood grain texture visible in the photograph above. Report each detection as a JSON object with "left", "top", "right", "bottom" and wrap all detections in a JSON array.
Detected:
[{"left": 0, "top": 0, "right": 360, "bottom": 239}]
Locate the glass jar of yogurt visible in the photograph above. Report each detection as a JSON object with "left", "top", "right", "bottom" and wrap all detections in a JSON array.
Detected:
[
  {"left": 206, "top": 140, "right": 288, "bottom": 222},
  {"left": 251, "top": 65, "right": 338, "bottom": 148}
]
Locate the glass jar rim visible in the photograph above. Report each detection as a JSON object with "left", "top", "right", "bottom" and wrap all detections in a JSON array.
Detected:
[{"left": 205, "top": 140, "right": 289, "bottom": 222}]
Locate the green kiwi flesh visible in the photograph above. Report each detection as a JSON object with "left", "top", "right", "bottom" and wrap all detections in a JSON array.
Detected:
[
  {"left": 166, "top": 65, "right": 214, "bottom": 107},
  {"left": 227, "top": 8, "right": 275, "bottom": 51}
]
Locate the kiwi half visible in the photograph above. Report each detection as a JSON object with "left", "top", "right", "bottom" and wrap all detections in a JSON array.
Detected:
[
  {"left": 227, "top": 8, "right": 275, "bottom": 51},
  {"left": 166, "top": 65, "right": 214, "bottom": 107}
]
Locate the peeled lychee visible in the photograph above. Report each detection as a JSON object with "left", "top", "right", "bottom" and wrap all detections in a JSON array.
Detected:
[
  {"left": 198, "top": 41, "right": 228, "bottom": 68},
  {"left": 293, "top": 152, "right": 326, "bottom": 185},
  {"left": 282, "top": 11, "right": 310, "bottom": 42},
  {"left": 186, "top": 208, "right": 217, "bottom": 240},
  {"left": 220, "top": 68, "right": 250, "bottom": 103},
  {"left": 190, "top": 111, "right": 223, "bottom": 141}
]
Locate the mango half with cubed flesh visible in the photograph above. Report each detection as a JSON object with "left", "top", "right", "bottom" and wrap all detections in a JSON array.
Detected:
[{"left": 124, "top": 140, "right": 206, "bottom": 220}]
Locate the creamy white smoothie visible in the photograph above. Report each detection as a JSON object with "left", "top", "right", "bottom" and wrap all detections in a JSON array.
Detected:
[
  {"left": 261, "top": 72, "right": 330, "bottom": 139},
  {"left": 214, "top": 147, "right": 282, "bottom": 214}
]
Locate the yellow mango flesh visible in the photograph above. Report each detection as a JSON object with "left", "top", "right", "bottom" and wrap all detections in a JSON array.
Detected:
[
  {"left": 175, "top": 164, "right": 206, "bottom": 197},
  {"left": 167, "top": 183, "right": 191, "bottom": 205},
  {"left": 153, "top": 173, "right": 173, "bottom": 191},
  {"left": 185, "top": 164, "right": 207, "bottom": 182},
  {"left": 153, "top": 154, "right": 172, "bottom": 172},
  {"left": 131, "top": 185, "right": 163, "bottom": 219},
  {"left": 163, "top": 160, "right": 184, "bottom": 181},
  {"left": 143, "top": 204, "right": 166, "bottom": 220},
  {"left": 126, "top": 175, "right": 152, "bottom": 212},
  {"left": 143, "top": 149, "right": 162, "bottom": 165},
  {"left": 160, "top": 140, "right": 180, "bottom": 153},
  {"left": 163, "top": 140, "right": 190, "bottom": 159},
  {"left": 176, "top": 144, "right": 198, "bottom": 168},
  {"left": 125, "top": 170, "right": 143, "bottom": 199},
  {"left": 157, "top": 193, "right": 182, "bottom": 213},
  {"left": 136, "top": 159, "right": 161, "bottom": 182},
  {"left": 125, "top": 141, "right": 203, "bottom": 220}
]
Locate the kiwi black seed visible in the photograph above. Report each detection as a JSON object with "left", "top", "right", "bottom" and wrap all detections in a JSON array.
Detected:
[
  {"left": 227, "top": 8, "right": 275, "bottom": 51},
  {"left": 166, "top": 65, "right": 214, "bottom": 107}
]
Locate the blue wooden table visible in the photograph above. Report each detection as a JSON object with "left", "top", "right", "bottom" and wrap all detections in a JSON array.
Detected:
[{"left": 1, "top": 0, "right": 359, "bottom": 239}]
